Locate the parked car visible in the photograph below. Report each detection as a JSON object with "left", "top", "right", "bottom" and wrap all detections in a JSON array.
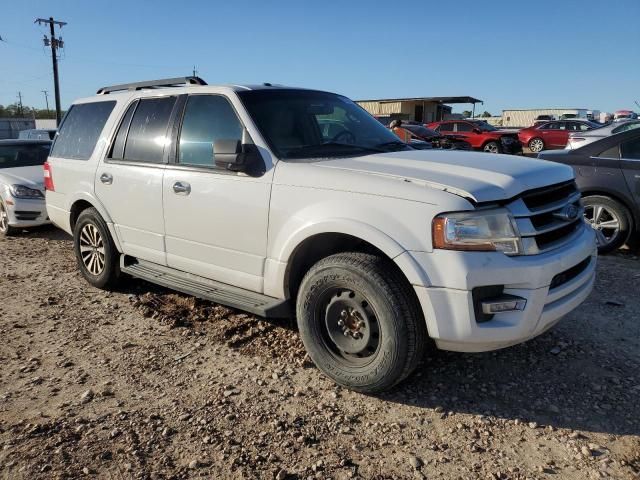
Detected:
[
  {"left": 400, "top": 124, "right": 472, "bottom": 150},
  {"left": 538, "top": 128, "right": 640, "bottom": 252},
  {"left": 18, "top": 129, "right": 57, "bottom": 141},
  {"left": 535, "top": 114, "right": 555, "bottom": 123},
  {"left": 565, "top": 120, "right": 640, "bottom": 150},
  {"left": 426, "top": 120, "right": 522, "bottom": 154},
  {"left": 518, "top": 120, "right": 600, "bottom": 153},
  {"left": 0, "top": 139, "right": 51, "bottom": 236},
  {"left": 46, "top": 77, "right": 596, "bottom": 393}
]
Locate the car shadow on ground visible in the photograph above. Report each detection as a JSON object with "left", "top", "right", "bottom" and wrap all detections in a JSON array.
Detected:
[
  {"left": 380, "top": 325, "right": 639, "bottom": 437},
  {"left": 9, "top": 224, "right": 72, "bottom": 241}
]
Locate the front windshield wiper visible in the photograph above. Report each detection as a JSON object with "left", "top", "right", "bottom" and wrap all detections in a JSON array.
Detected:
[
  {"left": 375, "top": 140, "right": 411, "bottom": 151},
  {"left": 285, "top": 142, "right": 385, "bottom": 158}
]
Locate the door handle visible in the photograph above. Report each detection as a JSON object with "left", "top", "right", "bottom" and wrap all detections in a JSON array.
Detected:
[
  {"left": 100, "top": 173, "right": 113, "bottom": 185},
  {"left": 172, "top": 181, "right": 191, "bottom": 195}
]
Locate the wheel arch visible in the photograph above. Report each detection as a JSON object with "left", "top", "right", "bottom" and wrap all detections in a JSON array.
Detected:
[
  {"left": 67, "top": 193, "right": 123, "bottom": 252},
  {"left": 274, "top": 222, "right": 429, "bottom": 303}
]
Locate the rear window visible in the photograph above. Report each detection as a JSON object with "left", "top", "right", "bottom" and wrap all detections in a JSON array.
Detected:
[
  {"left": 0, "top": 143, "right": 51, "bottom": 168},
  {"left": 50, "top": 101, "right": 116, "bottom": 160},
  {"left": 122, "top": 97, "right": 177, "bottom": 163}
]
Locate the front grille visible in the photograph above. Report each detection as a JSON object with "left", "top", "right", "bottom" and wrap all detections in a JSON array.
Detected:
[
  {"left": 507, "top": 181, "right": 584, "bottom": 255},
  {"left": 550, "top": 257, "right": 591, "bottom": 290}
]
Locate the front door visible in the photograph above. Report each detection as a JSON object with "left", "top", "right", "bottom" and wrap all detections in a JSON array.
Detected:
[
  {"left": 162, "top": 94, "right": 271, "bottom": 293},
  {"left": 620, "top": 135, "right": 640, "bottom": 208},
  {"left": 95, "top": 96, "right": 178, "bottom": 265}
]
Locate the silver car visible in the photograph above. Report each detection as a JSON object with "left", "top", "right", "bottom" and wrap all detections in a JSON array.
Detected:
[{"left": 565, "top": 120, "right": 640, "bottom": 149}]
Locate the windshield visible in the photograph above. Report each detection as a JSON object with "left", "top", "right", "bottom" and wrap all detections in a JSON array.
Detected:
[
  {"left": 469, "top": 120, "right": 497, "bottom": 132},
  {"left": 238, "top": 89, "right": 410, "bottom": 159},
  {"left": 0, "top": 143, "right": 51, "bottom": 169}
]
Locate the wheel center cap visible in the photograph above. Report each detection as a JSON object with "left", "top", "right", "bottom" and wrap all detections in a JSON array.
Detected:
[{"left": 325, "top": 298, "right": 370, "bottom": 354}]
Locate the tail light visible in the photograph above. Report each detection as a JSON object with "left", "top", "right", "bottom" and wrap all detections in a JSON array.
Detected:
[{"left": 43, "top": 161, "right": 55, "bottom": 191}]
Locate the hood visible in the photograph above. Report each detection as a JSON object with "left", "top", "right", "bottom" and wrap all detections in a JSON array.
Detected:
[
  {"left": 0, "top": 165, "right": 45, "bottom": 192},
  {"left": 312, "top": 150, "right": 574, "bottom": 203}
]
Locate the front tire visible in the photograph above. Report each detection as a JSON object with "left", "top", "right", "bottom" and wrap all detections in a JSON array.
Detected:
[
  {"left": 73, "top": 208, "right": 120, "bottom": 289},
  {"left": 0, "top": 198, "right": 18, "bottom": 237},
  {"left": 582, "top": 196, "right": 631, "bottom": 254},
  {"left": 483, "top": 141, "right": 500, "bottom": 153},
  {"left": 528, "top": 138, "right": 545, "bottom": 153},
  {"left": 296, "top": 252, "right": 426, "bottom": 393}
]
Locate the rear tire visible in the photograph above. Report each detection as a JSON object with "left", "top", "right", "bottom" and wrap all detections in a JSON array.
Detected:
[
  {"left": 528, "top": 138, "right": 545, "bottom": 153},
  {"left": 296, "top": 252, "right": 426, "bottom": 393},
  {"left": 0, "top": 198, "right": 17, "bottom": 237},
  {"left": 582, "top": 195, "right": 631, "bottom": 254},
  {"left": 73, "top": 207, "right": 120, "bottom": 289},
  {"left": 483, "top": 141, "right": 500, "bottom": 153}
]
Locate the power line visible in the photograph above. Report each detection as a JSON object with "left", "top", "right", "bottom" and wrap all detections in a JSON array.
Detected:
[
  {"left": 17, "top": 91, "right": 24, "bottom": 116},
  {"left": 35, "top": 17, "right": 66, "bottom": 126}
]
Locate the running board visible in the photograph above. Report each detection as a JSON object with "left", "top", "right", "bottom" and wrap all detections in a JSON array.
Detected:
[{"left": 120, "top": 257, "right": 292, "bottom": 318}]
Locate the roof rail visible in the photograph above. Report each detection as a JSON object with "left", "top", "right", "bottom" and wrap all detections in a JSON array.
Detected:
[{"left": 96, "top": 76, "right": 207, "bottom": 94}]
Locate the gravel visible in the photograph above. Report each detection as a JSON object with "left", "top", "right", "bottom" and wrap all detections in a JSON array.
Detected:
[{"left": 0, "top": 226, "right": 639, "bottom": 479}]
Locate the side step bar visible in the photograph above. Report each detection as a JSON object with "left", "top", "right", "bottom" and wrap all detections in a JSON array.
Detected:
[{"left": 120, "top": 257, "right": 292, "bottom": 318}]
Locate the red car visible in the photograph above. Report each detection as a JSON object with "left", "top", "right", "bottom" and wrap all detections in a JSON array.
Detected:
[
  {"left": 518, "top": 119, "right": 600, "bottom": 153},
  {"left": 426, "top": 120, "right": 522, "bottom": 154}
]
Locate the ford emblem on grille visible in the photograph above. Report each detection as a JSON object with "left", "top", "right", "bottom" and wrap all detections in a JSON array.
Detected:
[{"left": 554, "top": 204, "right": 580, "bottom": 222}]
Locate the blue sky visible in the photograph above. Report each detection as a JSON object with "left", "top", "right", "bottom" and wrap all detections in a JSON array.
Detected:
[{"left": 1, "top": 0, "right": 638, "bottom": 115}]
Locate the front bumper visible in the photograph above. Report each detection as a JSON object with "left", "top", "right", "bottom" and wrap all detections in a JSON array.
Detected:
[
  {"left": 4, "top": 197, "right": 49, "bottom": 228},
  {"left": 407, "top": 223, "right": 596, "bottom": 352},
  {"left": 501, "top": 140, "right": 523, "bottom": 154}
]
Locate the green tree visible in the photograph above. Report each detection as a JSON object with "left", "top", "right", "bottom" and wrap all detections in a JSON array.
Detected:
[
  {"left": 461, "top": 110, "right": 472, "bottom": 118},
  {"left": 0, "top": 103, "right": 59, "bottom": 119},
  {"left": 481, "top": 111, "right": 492, "bottom": 118}
]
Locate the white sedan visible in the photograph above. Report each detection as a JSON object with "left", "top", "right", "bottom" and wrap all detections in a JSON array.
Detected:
[
  {"left": 565, "top": 120, "right": 640, "bottom": 149},
  {"left": 0, "top": 140, "right": 51, "bottom": 236}
]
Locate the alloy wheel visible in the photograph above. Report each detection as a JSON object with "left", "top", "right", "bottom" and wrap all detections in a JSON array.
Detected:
[
  {"left": 318, "top": 288, "right": 381, "bottom": 366},
  {"left": 584, "top": 204, "right": 621, "bottom": 247},
  {"left": 483, "top": 142, "right": 499, "bottom": 153},
  {"left": 79, "top": 223, "right": 106, "bottom": 275},
  {"left": 529, "top": 138, "right": 544, "bottom": 153},
  {"left": 0, "top": 200, "right": 8, "bottom": 233}
]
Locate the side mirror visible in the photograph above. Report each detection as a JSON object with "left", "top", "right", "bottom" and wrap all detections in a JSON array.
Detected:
[
  {"left": 473, "top": 128, "right": 482, "bottom": 134},
  {"left": 213, "top": 139, "right": 264, "bottom": 175}
]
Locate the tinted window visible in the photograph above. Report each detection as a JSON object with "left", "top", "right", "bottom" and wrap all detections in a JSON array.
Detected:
[
  {"left": 0, "top": 143, "right": 51, "bottom": 168},
  {"left": 597, "top": 145, "right": 619, "bottom": 159},
  {"left": 110, "top": 101, "right": 138, "bottom": 160},
  {"left": 177, "top": 95, "right": 243, "bottom": 167},
  {"left": 455, "top": 122, "right": 473, "bottom": 132},
  {"left": 612, "top": 122, "right": 640, "bottom": 134},
  {"left": 124, "top": 97, "right": 177, "bottom": 163},
  {"left": 50, "top": 101, "right": 115, "bottom": 160},
  {"left": 439, "top": 122, "right": 454, "bottom": 132},
  {"left": 541, "top": 122, "right": 560, "bottom": 130},
  {"left": 621, "top": 137, "right": 640, "bottom": 160}
]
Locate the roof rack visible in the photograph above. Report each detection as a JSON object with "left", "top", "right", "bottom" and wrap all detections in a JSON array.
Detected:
[{"left": 96, "top": 76, "right": 207, "bottom": 94}]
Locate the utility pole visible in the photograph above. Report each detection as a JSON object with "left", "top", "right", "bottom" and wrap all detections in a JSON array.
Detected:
[
  {"left": 17, "top": 92, "right": 24, "bottom": 116},
  {"left": 35, "top": 17, "right": 66, "bottom": 126},
  {"left": 42, "top": 90, "right": 50, "bottom": 114},
  {"left": 193, "top": 66, "right": 198, "bottom": 77}
]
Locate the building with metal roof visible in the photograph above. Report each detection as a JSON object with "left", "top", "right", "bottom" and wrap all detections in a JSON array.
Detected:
[{"left": 356, "top": 96, "right": 483, "bottom": 124}]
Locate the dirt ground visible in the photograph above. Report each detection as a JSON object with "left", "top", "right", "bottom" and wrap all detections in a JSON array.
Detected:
[{"left": 0, "top": 227, "right": 639, "bottom": 480}]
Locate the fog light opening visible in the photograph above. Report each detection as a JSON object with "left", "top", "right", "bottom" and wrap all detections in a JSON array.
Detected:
[{"left": 481, "top": 296, "right": 527, "bottom": 315}]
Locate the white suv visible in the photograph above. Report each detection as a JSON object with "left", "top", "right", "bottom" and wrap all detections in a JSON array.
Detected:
[{"left": 45, "top": 77, "right": 597, "bottom": 392}]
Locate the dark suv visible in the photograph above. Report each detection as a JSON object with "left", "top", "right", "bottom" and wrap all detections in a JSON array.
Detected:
[{"left": 538, "top": 128, "right": 640, "bottom": 252}]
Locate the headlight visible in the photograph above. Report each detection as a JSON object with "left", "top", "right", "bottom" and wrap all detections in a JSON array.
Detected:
[
  {"left": 10, "top": 184, "right": 44, "bottom": 199},
  {"left": 432, "top": 209, "right": 522, "bottom": 255}
]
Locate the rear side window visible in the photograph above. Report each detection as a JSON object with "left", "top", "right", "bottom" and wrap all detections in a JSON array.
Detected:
[
  {"left": 438, "top": 123, "right": 454, "bottom": 132},
  {"left": 178, "top": 95, "right": 243, "bottom": 167},
  {"left": 51, "top": 101, "right": 116, "bottom": 160},
  {"left": 123, "top": 97, "right": 177, "bottom": 163},
  {"left": 597, "top": 145, "right": 619, "bottom": 159},
  {"left": 455, "top": 122, "right": 473, "bottom": 132},
  {"left": 621, "top": 137, "right": 640, "bottom": 160},
  {"left": 109, "top": 101, "right": 138, "bottom": 160}
]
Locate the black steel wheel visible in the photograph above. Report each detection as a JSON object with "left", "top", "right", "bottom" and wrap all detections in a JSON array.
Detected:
[{"left": 296, "top": 252, "right": 427, "bottom": 393}]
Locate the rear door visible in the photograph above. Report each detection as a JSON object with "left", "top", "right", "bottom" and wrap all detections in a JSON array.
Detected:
[
  {"left": 452, "top": 121, "right": 478, "bottom": 147},
  {"left": 539, "top": 121, "right": 565, "bottom": 147},
  {"left": 162, "top": 94, "right": 271, "bottom": 293},
  {"left": 94, "top": 95, "right": 179, "bottom": 265},
  {"left": 620, "top": 135, "right": 640, "bottom": 210}
]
